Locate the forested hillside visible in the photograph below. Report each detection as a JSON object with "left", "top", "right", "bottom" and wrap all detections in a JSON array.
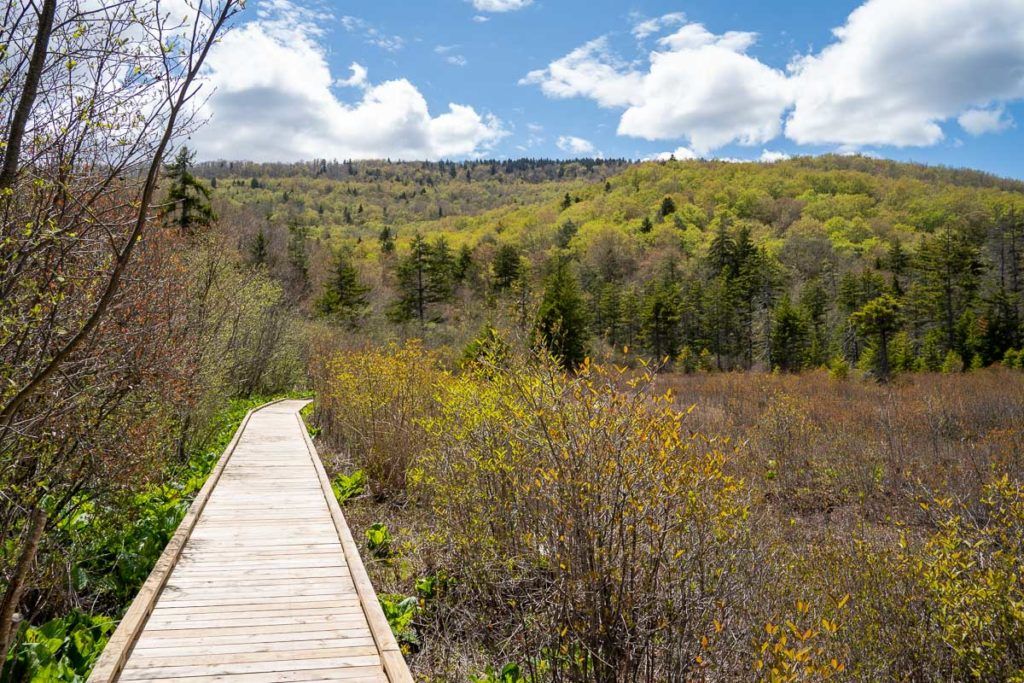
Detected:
[{"left": 204, "top": 154, "right": 1024, "bottom": 378}]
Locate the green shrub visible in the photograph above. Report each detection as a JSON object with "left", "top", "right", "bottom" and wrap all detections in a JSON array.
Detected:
[
  {"left": 0, "top": 612, "right": 114, "bottom": 682},
  {"left": 331, "top": 470, "right": 366, "bottom": 504},
  {"left": 365, "top": 522, "right": 393, "bottom": 559},
  {"left": 378, "top": 594, "right": 419, "bottom": 653}
]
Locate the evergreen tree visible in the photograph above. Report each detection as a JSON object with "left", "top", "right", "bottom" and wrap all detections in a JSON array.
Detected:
[
  {"left": 534, "top": 258, "right": 590, "bottom": 370},
  {"left": 249, "top": 227, "right": 268, "bottom": 267},
  {"left": 164, "top": 147, "right": 215, "bottom": 234},
  {"left": 640, "top": 276, "right": 682, "bottom": 362},
  {"left": 378, "top": 226, "right": 395, "bottom": 255},
  {"left": 659, "top": 196, "right": 677, "bottom": 218},
  {"left": 769, "top": 296, "right": 809, "bottom": 372},
  {"left": 286, "top": 220, "right": 309, "bottom": 291},
  {"left": 454, "top": 244, "right": 473, "bottom": 282},
  {"left": 851, "top": 294, "right": 903, "bottom": 381},
  {"left": 492, "top": 244, "right": 522, "bottom": 290},
  {"left": 800, "top": 279, "right": 830, "bottom": 366},
  {"left": 886, "top": 239, "right": 909, "bottom": 294},
  {"left": 560, "top": 193, "right": 572, "bottom": 210},
  {"left": 389, "top": 234, "right": 430, "bottom": 324},
  {"left": 912, "top": 227, "right": 982, "bottom": 355},
  {"left": 556, "top": 220, "right": 578, "bottom": 249},
  {"left": 425, "top": 236, "right": 456, "bottom": 302},
  {"left": 707, "top": 221, "right": 737, "bottom": 277},
  {"left": 315, "top": 249, "right": 369, "bottom": 324}
]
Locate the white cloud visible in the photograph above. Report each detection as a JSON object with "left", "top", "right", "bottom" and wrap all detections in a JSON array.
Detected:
[
  {"left": 523, "top": 27, "right": 791, "bottom": 154},
  {"left": 557, "top": 135, "right": 597, "bottom": 155},
  {"left": 648, "top": 146, "right": 698, "bottom": 161},
  {"left": 190, "top": 1, "right": 505, "bottom": 161},
  {"left": 520, "top": 37, "right": 644, "bottom": 109},
  {"left": 335, "top": 62, "right": 368, "bottom": 88},
  {"left": 447, "top": 55, "right": 468, "bottom": 67},
  {"left": 524, "top": 0, "right": 1024, "bottom": 154},
  {"left": 785, "top": 0, "right": 1024, "bottom": 147},
  {"left": 631, "top": 12, "right": 686, "bottom": 40},
  {"left": 472, "top": 15, "right": 490, "bottom": 23},
  {"left": 958, "top": 106, "right": 1015, "bottom": 136},
  {"left": 759, "top": 149, "right": 791, "bottom": 162},
  {"left": 469, "top": 0, "right": 531, "bottom": 12},
  {"left": 339, "top": 14, "right": 404, "bottom": 52}
]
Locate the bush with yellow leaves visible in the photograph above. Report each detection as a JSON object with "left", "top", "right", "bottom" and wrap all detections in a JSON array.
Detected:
[
  {"left": 310, "top": 340, "right": 443, "bottom": 499},
  {"left": 412, "top": 354, "right": 752, "bottom": 681}
]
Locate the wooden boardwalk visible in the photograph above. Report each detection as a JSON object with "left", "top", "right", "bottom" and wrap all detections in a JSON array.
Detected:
[{"left": 89, "top": 400, "right": 412, "bottom": 683}]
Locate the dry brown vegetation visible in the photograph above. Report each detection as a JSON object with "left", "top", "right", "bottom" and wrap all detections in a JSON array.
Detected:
[{"left": 312, "top": 346, "right": 1024, "bottom": 682}]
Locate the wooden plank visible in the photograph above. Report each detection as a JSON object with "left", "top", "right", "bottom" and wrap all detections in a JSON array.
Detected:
[
  {"left": 117, "top": 656, "right": 383, "bottom": 680},
  {"left": 296, "top": 412, "right": 415, "bottom": 683},
  {"left": 137, "top": 666, "right": 387, "bottom": 683},
  {"left": 87, "top": 399, "right": 287, "bottom": 683},
  {"left": 92, "top": 399, "right": 400, "bottom": 683},
  {"left": 125, "top": 645, "right": 380, "bottom": 668}
]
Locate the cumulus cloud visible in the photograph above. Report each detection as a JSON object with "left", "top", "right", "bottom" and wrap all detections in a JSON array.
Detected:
[
  {"left": 785, "top": 0, "right": 1024, "bottom": 147},
  {"left": 189, "top": 1, "right": 505, "bottom": 161},
  {"left": 524, "top": 0, "right": 1024, "bottom": 154},
  {"left": 469, "top": 0, "right": 531, "bottom": 12},
  {"left": 556, "top": 135, "right": 597, "bottom": 155},
  {"left": 958, "top": 106, "right": 1015, "bottom": 136},
  {"left": 522, "top": 26, "right": 790, "bottom": 154},
  {"left": 759, "top": 149, "right": 791, "bottom": 162},
  {"left": 647, "top": 146, "right": 698, "bottom": 161}
]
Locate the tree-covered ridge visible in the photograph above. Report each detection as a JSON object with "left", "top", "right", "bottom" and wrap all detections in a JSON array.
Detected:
[
  {"left": 210, "top": 154, "right": 1024, "bottom": 377},
  {"left": 199, "top": 157, "right": 629, "bottom": 237}
]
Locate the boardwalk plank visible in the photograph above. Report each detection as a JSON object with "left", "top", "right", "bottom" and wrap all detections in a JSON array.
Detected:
[{"left": 99, "top": 400, "right": 403, "bottom": 683}]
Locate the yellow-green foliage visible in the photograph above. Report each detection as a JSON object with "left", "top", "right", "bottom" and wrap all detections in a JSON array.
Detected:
[
  {"left": 413, "top": 356, "right": 750, "bottom": 679},
  {"left": 311, "top": 341, "right": 443, "bottom": 499},
  {"left": 902, "top": 478, "right": 1024, "bottom": 681}
]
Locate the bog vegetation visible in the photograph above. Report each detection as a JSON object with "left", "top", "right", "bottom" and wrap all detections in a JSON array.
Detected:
[{"left": 2, "top": 1, "right": 1024, "bottom": 680}]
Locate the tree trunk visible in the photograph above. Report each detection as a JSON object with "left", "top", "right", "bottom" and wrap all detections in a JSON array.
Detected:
[
  {"left": 0, "top": 506, "right": 47, "bottom": 659},
  {"left": 0, "top": 0, "right": 57, "bottom": 191}
]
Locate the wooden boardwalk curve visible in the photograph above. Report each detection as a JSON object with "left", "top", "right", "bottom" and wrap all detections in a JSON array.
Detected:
[{"left": 89, "top": 400, "right": 412, "bottom": 683}]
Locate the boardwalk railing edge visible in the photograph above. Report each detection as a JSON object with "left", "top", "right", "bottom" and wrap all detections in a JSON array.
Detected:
[
  {"left": 295, "top": 408, "right": 416, "bottom": 683},
  {"left": 87, "top": 397, "right": 289, "bottom": 683}
]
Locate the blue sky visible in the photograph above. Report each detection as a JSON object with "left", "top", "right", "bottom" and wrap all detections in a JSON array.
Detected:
[{"left": 188, "top": 0, "right": 1024, "bottom": 179}]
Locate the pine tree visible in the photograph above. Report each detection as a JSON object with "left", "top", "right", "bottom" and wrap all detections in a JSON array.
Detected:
[
  {"left": 799, "top": 279, "right": 829, "bottom": 366},
  {"left": 659, "top": 196, "right": 677, "bottom": 218},
  {"left": 379, "top": 226, "right": 395, "bottom": 255},
  {"left": 425, "top": 236, "right": 456, "bottom": 302},
  {"left": 286, "top": 220, "right": 309, "bottom": 291},
  {"left": 707, "top": 221, "right": 737, "bottom": 277},
  {"left": 249, "top": 227, "right": 268, "bottom": 267},
  {"left": 851, "top": 294, "right": 903, "bottom": 382},
  {"left": 534, "top": 258, "right": 590, "bottom": 370},
  {"left": 389, "top": 234, "right": 430, "bottom": 324},
  {"left": 164, "top": 147, "right": 215, "bottom": 234},
  {"left": 560, "top": 193, "right": 572, "bottom": 210},
  {"left": 769, "top": 295, "right": 809, "bottom": 372},
  {"left": 492, "top": 244, "right": 522, "bottom": 290},
  {"left": 912, "top": 227, "right": 982, "bottom": 355},
  {"left": 315, "top": 249, "right": 369, "bottom": 324},
  {"left": 454, "top": 244, "right": 473, "bottom": 282},
  {"left": 640, "top": 276, "right": 682, "bottom": 362}
]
